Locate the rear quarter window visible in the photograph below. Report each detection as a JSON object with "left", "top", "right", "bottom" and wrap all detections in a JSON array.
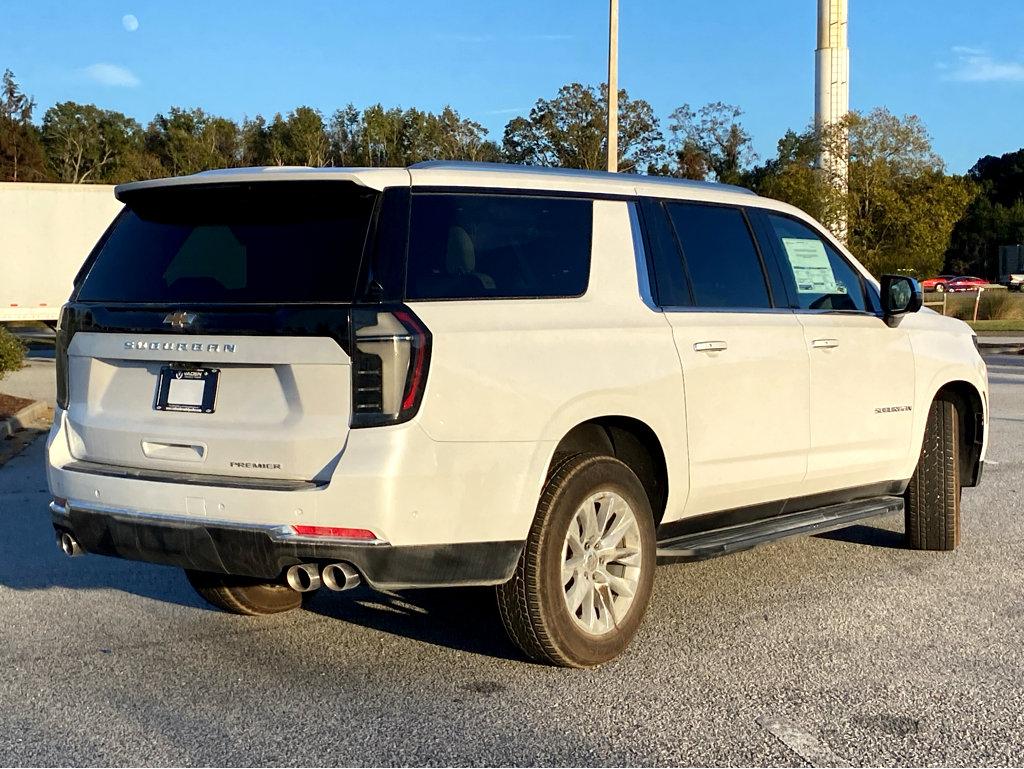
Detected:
[{"left": 405, "top": 193, "right": 593, "bottom": 300}]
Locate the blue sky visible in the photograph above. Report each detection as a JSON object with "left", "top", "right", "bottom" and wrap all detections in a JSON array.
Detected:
[{"left": 3, "top": 0, "right": 1023, "bottom": 173}]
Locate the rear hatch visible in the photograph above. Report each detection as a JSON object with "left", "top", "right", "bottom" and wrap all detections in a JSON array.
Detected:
[{"left": 58, "top": 180, "right": 379, "bottom": 484}]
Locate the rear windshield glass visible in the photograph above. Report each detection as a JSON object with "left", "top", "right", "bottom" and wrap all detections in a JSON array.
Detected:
[
  {"left": 76, "top": 182, "right": 377, "bottom": 303},
  {"left": 405, "top": 193, "right": 592, "bottom": 300}
]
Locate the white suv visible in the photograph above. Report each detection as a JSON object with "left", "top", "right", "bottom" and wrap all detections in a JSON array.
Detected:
[{"left": 47, "top": 161, "right": 988, "bottom": 667}]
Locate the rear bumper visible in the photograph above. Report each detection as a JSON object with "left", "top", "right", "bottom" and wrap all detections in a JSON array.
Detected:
[
  {"left": 47, "top": 407, "right": 550, "bottom": 548},
  {"left": 50, "top": 500, "right": 522, "bottom": 590}
]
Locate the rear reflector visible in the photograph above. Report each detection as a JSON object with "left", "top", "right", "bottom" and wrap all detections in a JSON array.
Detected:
[{"left": 290, "top": 524, "right": 377, "bottom": 540}]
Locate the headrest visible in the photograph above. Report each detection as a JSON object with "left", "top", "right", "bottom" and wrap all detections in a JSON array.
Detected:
[{"left": 446, "top": 226, "right": 475, "bottom": 275}]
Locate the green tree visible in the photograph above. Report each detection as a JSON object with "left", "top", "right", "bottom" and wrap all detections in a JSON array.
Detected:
[
  {"left": 746, "top": 129, "right": 828, "bottom": 218},
  {"left": 0, "top": 325, "right": 26, "bottom": 380},
  {"left": 358, "top": 104, "right": 409, "bottom": 166},
  {"left": 241, "top": 115, "right": 272, "bottom": 166},
  {"left": 325, "top": 104, "right": 496, "bottom": 167},
  {"left": 42, "top": 102, "right": 148, "bottom": 183},
  {"left": 0, "top": 69, "right": 47, "bottom": 181},
  {"left": 502, "top": 83, "right": 663, "bottom": 172},
  {"left": 429, "top": 106, "right": 500, "bottom": 162},
  {"left": 665, "top": 102, "right": 755, "bottom": 184},
  {"left": 946, "top": 149, "right": 1024, "bottom": 276},
  {"left": 260, "top": 106, "right": 330, "bottom": 166},
  {"left": 751, "top": 109, "right": 976, "bottom": 278},
  {"left": 327, "top": 104, "right": 362, "bottom": 166},
  {"left": 145, "top": 108, "right": 241, "bottom": 175}
]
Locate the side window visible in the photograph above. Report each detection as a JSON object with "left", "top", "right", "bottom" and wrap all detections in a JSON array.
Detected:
[
  {"left": 405, "top": 194, "right": 592, "bottom": 300},
  {"left": 765, "top": 213, "right": 869, "bottom": 312},
  {"left": 665, "top": 202, "right": 772, "bottom": 309},
  {"left": 638, "top": 199, "right": 691, "bottom": 307}
]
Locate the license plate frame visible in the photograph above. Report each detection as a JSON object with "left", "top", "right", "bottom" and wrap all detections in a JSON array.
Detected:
[{"left": 155, "top": 366, "right": 220, "bottom": 414}]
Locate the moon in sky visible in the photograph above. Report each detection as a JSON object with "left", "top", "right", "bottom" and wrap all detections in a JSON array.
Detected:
[{"left": 122, "top": 14, "right": 139, "bottom": 32}]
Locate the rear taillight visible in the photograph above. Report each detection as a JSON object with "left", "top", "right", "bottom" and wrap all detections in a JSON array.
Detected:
[
  {"left": 349, "top": 306, "right": 431, "bottom": 428},
  {"left": 55, "top": 304, "right": 71, "bottom": 410}
]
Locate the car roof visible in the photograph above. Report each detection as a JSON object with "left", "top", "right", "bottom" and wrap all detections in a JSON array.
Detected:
[{"left": 115, "top": 160, "right": 761, "bottom": 207}]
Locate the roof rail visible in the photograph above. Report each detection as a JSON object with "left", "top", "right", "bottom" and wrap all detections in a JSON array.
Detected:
[{"left": 409, "top": 160, "right": 756, "bottom": 195}]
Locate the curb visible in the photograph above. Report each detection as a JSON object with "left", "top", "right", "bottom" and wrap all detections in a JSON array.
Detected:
[
  {"left": 0, "top": 399, "right": 49, "bottom": 441},
  {"left": 978, "top": 343, "right": 1024, "bottom": 355}
]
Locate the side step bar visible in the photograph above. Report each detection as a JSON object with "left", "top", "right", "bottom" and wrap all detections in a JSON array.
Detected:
[{"left": 656, "top": 496, "right": 904, "bottom": 563}]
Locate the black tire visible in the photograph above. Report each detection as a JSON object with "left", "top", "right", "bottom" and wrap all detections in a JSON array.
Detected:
[
  {"left": 185, "top": 570, "right": 303, "bottom": 615},
  {"left": 935, "top": 283, "right": 946, "bottom": 293},
  {"left": 497, "top": 453, "right": 656, "bottom": 668},
  {"left": 904, "top": 398, "right": 961, "bottom": 551}
]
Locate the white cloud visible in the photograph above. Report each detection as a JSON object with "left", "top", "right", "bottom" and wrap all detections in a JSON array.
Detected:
[
  {"left": 122, "top": 14, "right": 139, "bottom": 32},
  {"left": 946, "top": 46, "right": 1024, "bottom": 83},
  {"left": 82, "top": 63, "right": 140, "bottom": 87}
]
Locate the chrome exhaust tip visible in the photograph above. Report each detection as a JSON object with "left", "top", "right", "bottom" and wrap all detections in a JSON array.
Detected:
[
  {"left": 285, "top": 563, "right": 322, "bottom": 592},
  {"left": 58, "top": 531, "right": 83, "bottom": 557},
  {"left": 321, "top": 562, "right": 361, "bottom": 592}
]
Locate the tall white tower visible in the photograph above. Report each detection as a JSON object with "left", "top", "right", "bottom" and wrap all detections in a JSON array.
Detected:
[
  {"left": 816, "top": 0, "right": 849, "bottom": 240},
  {"left": 815, "top": 0, "right": 849, "bottom": 133}
]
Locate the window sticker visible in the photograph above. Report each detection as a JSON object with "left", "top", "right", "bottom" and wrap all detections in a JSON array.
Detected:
[{"left": 781, "top": 237, "right": 846, "bottom": 294}]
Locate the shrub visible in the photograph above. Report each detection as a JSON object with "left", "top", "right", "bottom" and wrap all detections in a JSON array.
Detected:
[
  {"left": 940, "top": 289, "right": 1024, "bottom": 321},
  {"left": 979, "top": 290, "right": 1024, "bottom": 321},
  {"left": 0, "top": 326, "right": 26, "bottom": 381}
]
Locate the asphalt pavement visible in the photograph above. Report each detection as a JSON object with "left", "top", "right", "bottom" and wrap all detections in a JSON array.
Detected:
[{"left": 1, "top": 353, "right": 1022, "bottom": 766}]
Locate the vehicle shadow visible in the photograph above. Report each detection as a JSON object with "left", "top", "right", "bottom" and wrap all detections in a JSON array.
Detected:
[
  {"left": 304, "top": 584, "right": 530, "bottom": 662},
  {"left": 815, "top": 523, "right": 906, "bottom": 549},
  {"left": 0, "top": 441, "right": 214, "bottom": 610},
  {"left": 1, "top": 438, "right": 528, "bottom": 656}
]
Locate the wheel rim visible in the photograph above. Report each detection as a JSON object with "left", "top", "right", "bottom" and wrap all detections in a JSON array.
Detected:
[{"left": 561, "top": 490, "right": 643, "bottom": 636}]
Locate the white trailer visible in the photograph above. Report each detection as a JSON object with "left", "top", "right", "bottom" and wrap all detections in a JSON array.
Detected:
[
  {"left": 0, "top": 182, "right": 122, "bottom": 322},
  {"left": 999, "top": 245, "right": 1024, "bottom": 291}
]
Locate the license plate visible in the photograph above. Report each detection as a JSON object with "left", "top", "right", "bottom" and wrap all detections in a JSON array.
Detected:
[{"left": 155, "top": 367, "right": 219, "bottom": 413}]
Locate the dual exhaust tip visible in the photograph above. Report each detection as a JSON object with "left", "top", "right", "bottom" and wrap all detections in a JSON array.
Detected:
[{"left": 286, "top": 562, "right": 361, "bottom": 593}]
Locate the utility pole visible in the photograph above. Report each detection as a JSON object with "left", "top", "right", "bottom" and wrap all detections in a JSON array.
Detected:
[
  {"left": 815, "top": 0, "right": 849, "bottom": 240},
  {"left": 607, "top": 0, "right": 619, "bottom": 172}
]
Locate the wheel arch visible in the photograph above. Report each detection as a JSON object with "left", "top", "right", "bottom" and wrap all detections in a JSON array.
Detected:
[
  {"left": 932, "top": 379, "right": 986, "bottom": 487},
  {"left": 546, "top": 416, "right": 670, "bottom": 526}
]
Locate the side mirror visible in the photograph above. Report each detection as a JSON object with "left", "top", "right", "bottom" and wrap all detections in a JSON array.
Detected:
[{"left": 881, "top": 275, "right": 922, "bottom": 325}]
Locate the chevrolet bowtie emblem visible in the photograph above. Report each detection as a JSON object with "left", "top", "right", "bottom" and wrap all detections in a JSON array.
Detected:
[{"left": 164, "top": 311, "right": 197, "bottom": 329}]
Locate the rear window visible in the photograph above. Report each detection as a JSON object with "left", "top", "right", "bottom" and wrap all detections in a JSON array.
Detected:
[
  {"left": 405, "top": 193, "right": 592, "bottom": 300},
  {"left": 76, "top": 182, "right": 377, "bottom": 303}
]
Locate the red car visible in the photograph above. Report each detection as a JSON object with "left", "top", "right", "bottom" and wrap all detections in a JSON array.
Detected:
[
  {"left": 920, "top": 275, "right": 956, "bottom": 292},
  {"left": 947, "top": 276, "right": 989, "bottom": 293}
]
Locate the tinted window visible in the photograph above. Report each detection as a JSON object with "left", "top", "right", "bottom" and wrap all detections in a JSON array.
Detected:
[
  {"left": 665, "top": 203, "right": 771, "bottom": 309},
  {"left": 77, "top": 182, "right": 376, "bottom": 303},
  {"left": 765, "top": 214, "right": 868, "bottom": 312},
  {"left": 405, "top": 194, "right": 592, "bottom": 300},
  {"left": 639, "top": 199, "right": 691, "bottom": 307}
]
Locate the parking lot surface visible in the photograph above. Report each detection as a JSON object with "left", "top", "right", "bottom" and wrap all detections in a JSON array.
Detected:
[{"left": 1, "top": 353, "right": 1022, "bottom": 766}]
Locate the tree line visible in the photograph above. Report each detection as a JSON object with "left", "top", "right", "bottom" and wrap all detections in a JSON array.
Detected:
[{"left": 2, "top": 68, "right": 1020, "bottom": 279}]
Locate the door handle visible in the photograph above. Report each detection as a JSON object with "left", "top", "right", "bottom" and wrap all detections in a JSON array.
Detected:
[
  {"left": 693, "top": 340, "right": 728, "bottom": 353},
  {"left": 811, "top": 338, "right": 840, "bottom": 349}
]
